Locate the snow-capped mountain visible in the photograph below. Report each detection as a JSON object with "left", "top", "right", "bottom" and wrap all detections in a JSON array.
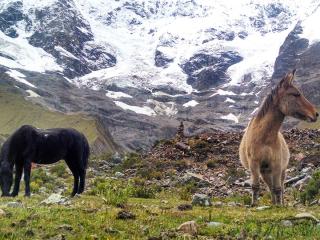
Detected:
[{"left": 0, "top": 0, "right": 320, "bottom": 151}]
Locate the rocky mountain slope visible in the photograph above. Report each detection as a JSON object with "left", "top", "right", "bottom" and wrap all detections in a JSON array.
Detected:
[{"left": 0, "top": 0, "right": 320, "bottom": 152}]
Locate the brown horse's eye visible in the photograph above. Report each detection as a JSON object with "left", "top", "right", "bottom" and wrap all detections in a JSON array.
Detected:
[{"left": 292, "top": 93, "right": 301, "bottom": 97}]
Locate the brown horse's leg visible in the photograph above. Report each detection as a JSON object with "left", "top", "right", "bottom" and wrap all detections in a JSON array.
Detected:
[
  {"left": 250, "top": 165, "right": 260, "bottom": 206},
  {"left": 271, "top": 171, "right": 282, "bottom": 205},
  {"left": 261, "top": 173, "right": 274, "bottom": 204},
  {"left": 11, "top": 163, "right": 23, "bottom": 197},
  {"left": 281, "top": 170, "right": 286, "bottom": 205}
]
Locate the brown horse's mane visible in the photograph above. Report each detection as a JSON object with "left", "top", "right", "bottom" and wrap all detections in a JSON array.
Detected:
[{"left": 256, "top": 78, "right": 288, "bottom": 119}]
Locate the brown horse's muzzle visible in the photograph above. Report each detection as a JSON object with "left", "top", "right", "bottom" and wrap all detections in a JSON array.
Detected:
[{"left": 306, "top": 111, "right": 318, "bottom": 122}]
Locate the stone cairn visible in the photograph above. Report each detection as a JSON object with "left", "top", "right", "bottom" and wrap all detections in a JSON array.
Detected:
[{"left": 176, "top": 121, "right": 185, "bottom": 141}]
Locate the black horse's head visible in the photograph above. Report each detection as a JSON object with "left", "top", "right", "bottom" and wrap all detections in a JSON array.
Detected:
[
  {"left": 0, "top": 164, "right": 13, "bottom": 196},
  {"left": 0, "top": 142, "right": 13, "bottom": 196}
]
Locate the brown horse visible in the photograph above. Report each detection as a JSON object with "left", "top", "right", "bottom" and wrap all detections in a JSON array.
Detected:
[{"left": 239, "top": 70, "right": 318, "bottom": 205}]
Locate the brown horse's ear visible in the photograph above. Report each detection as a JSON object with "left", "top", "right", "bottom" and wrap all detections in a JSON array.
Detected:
[{"left": 280, "top": 71, "right": 295, "bottom": 89}]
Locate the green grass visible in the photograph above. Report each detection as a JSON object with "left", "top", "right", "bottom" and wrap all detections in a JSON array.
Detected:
[{"left": 0, "top": 190, "right": 319, "bottom": 240}]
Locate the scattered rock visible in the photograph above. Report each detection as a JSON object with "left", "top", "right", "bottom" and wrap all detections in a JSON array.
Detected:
[
  {"left": 192, "top": 193, "right": 212, "bottom": 207},
  {"left": 105, "top": 227, "right": 120, "bottom": 234},
  {"left": 292, "top": 176, "right": 312, "bottom": 190},
  {"left": 281, "top": 220, "right": 293, "bottom": 227},
  {"left": 227, "top": 202, "right": 238, "bottom": 207},
  {"left": 25, "top": 229, "right": 35, "bottom": 237},
  {"left": 207, "top": 222, "right": 224, "bottom": 227},
  {"left": 177, "top": 204, "right": 193, "bottom": 211},
  {"left": 0, "top": 209, "right": 6, "bottom": 217},
  {"left": 6, "top": 201, "right": 23, "bottom": 208},
  {"left": 256, "top": 206, "right": 271, "bottom": 211},
  {"left": 116, "top": 210, "right": 136, "bottom": 220},
  {"left": 285, "top": 174, "right": 307, "bottom": 186},
  {"left": 41, "top": 194, "right": 68, "bottom": 205},
  {"left": 177, "top": 221, "right": 197, "bottom": 235},
  {"left": 58, "top": 224, "right": 73, "bottom": 231},
  {"left": 294, "top": 213, "right": 319, "bottom": 223},
  {"left": 181, "top": 172, "right": 211, "bottom": 187},
  {"left": 115, "top": 172, "right": 125, "bottom": 178},
  {"left": 175, "top": 142, "right": 190, "bottom": 151},
  {"left": 212, "top": 201, "right": 224, "bottom": 207},
  {"left": 111, "top": 152, "right": 123, "bottom": 164}
]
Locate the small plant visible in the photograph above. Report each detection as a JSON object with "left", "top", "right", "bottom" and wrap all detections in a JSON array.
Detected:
[
  {"left": 300, "top": 170, "right": 320, "bottom": 204},
  {"left": 178, "top": 181, "right": 198, "bottom": 201},
  {"left": 120, "top": 152, "right": 142, "bottom": 170},
  {"left": 50, "top": 163, "right": 67, "bottom": 178},
  {"left": 206, "top": 159, "right": 217, "bottom": 169},
  {"left": 90, "top": 178, "right": 131, "bottom": 206},
  {"left": 129, "top": 177, "right": 158, "bottom": 198},
  {"left": 137, "top": 168, "right": 163, "bottom": 180}
]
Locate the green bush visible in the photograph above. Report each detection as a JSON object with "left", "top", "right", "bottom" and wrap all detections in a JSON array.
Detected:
[
  {"left": 131, "top": 185, "right": 156, "bottom": 199},
  {"left": 90, "top": 178, "right": 131, "bottom": 206},
  {"left": 120, "top": 153, "right": 142, "bottom": 170},
  {"left": 178, "top": 181, "right": 198, "bottom": 201},
  {"left": 129, "top": 177, "right": 158, "bottom": 199},
  {"left": 206, "top": 159, "right": 217, "bottom": 169},
  {"left": 137, "top": 168, "right": 163, "bottom": 180},
  {"left": 50, "top": 163, "right": 67, "bottom": 178},
  {"left": 300, "top": 171, "right": 320, "bottom": 204}
]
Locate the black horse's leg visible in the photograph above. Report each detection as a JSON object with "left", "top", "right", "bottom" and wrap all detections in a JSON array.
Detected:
[
  {"left": 78, "top": 169, "right": 86, "bottom": 194},
  {"left": 23, "top": 160, "right": 32, "bottom": 197},
  {"left": 71, "top": 171, "right": 79, "bottom": 197},
  {"left": 65, "top": 159, "right": 80, "bottom": 197},
  {"left": 11, "top": 163, "right": 23, "bottom": 197}
]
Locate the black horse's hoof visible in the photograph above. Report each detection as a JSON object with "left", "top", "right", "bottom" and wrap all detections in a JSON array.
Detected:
[{"left": 10, "top": 193, "right": 18, "bottom": 197}]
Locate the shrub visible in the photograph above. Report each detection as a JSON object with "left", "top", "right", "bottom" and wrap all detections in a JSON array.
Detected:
[
  {"left": 300, "top": 171, "right": 320, "bottom": 204},
  {"left": 178, "top": 181, "right": 198, "bottom": 201},
  {"left": 137, "top": 168, "right": 163, "bottom": 180},
  {"left": 50, "top": 163, "right": 67, "bottom": 178},
  {"left": 129, "top": 177, "right": 158, "bottom": 198},
  {"left": 131, "top": 185, "right": 156, "bottom": 199},
  {"left": 206, "top": 159, "right": 217, "bottom": 169},
  {"left": 90, "top": 178, "right": 131, "bottom": 206},
  {"left": 120, "top": 152, "right": 142, "bottom": 170}
]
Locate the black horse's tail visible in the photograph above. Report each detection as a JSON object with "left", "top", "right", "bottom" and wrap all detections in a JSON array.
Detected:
[{"left": 82, "top": 135, "right": 90, "bottom": 170}]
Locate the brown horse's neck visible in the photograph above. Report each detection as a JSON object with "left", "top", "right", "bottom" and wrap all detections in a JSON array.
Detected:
[{"left": 254, "top": 105, "right": 285, "bottom": 142}]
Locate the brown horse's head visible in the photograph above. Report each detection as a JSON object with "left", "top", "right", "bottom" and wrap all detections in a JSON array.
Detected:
[{"left": 276, "top": 70, "right": 318, "bottom": 122}]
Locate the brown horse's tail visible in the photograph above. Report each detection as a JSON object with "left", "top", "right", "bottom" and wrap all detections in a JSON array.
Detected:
[{"left": 260, "top": 160, "right": 272, "bottom": 174}]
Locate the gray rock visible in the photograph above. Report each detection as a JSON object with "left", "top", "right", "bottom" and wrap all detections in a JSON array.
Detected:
[
  {"left": 6, "top": 201, "right": 23, "bottom": 208},
  {"left": 0, "top": 208, "right": 6, "bottom": 217},
  {"left": 294, "top": 213, "right": 319, "bottom": 223},
  {"left": 41, "top": 193, "right": 67, "bottom": 205},
  {"left": 212, "top": 201, "right": 224, "bottom": 207},
  {"left": 177, "top": 221, "right": 197, "bottom": 235},
  {"left": 256, "top": 206, "right": 271, "bottom": 211},
  {"left": 207, "top": 222, "right": 224, "bottom": 227},
  {"left": 115, "top": 172, "right": 125, "bottom": 178},
  {"left": 192, "top": 193, "right": 212, "bottom": 207},
  {"left": 111, "top": 152, "right": 123, "bottom": 164},
  {"left": 58, "top": 224, "right": 73, "bottom": 231},
  {"left": 182, "top": 172, "right": 211, "bottom": 187},
  {"left": 281, "top": 220, "right": 293, "bottom": 227}
]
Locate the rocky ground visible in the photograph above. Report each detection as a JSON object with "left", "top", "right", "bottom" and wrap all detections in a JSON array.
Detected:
[
  {"left": 1, "top": 128, "right": 320, "bottom": 239},
  {"left": 106, "top": 127, "right": 320, "bottom": 201}
]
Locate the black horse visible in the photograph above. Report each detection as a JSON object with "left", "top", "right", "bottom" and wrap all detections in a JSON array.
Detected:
[{"left": 0, "top": 125, "right": 90, "bottom": 197}]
